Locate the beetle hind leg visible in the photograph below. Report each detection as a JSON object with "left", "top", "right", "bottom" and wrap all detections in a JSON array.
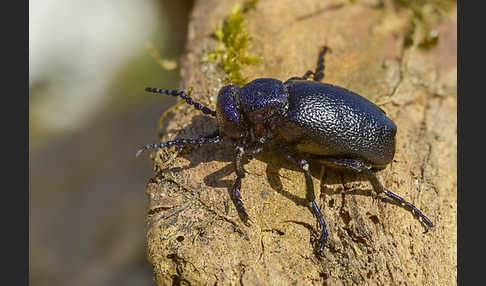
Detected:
[
  {"left": 284, "top": 152, "right": 328, "bottom": 253},
  {"left": 382, "top": 189, "right": 434, "bottom": 229},
  {"left": 318, "top": 158, "right": 434, "bottom": 229}
]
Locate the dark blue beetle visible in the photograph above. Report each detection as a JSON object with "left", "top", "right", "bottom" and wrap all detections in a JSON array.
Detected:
[{"left": 137, "top": 46, "right": 433, "bottom": 253}]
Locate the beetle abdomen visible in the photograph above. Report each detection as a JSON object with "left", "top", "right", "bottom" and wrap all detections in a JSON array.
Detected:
[{"left": 283, "top": 80, "right": 396, "bottom": 166}]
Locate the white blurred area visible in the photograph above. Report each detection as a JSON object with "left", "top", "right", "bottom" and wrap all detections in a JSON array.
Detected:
[
  {"left": 29, "top": 1, "right": 181, "bottom": 285},
  {"left": 29, "top": 0, "right": 160, "bottom": 134}
]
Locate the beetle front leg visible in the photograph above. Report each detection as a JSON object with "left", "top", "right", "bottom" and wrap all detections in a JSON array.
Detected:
[
  {"left": 318, "top": 158, "right": 434, "bottom": 229},
  {"left": 284, "top": 152, "right": 328, "bottom": 253},
  {"left": 231, "top": 145, "right": 250, "bottom": 223}
]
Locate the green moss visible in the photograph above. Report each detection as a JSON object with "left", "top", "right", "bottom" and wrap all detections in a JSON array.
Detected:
[
  {"left": 241, "top": 0, "right": 259, "bottom": 12},
  {"left": 394, "top": 0, "right": 456, "bottom": 49},
  {"left": 203, "top": 2, "right": 261, "bottom": 86}
]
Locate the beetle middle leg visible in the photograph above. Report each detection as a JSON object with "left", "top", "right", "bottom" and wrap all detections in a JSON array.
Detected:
[
  {"left": 284, "top": 152, "right": 328, "bottom": 253},
  {"left": 302, "top": 46, "right": 330, "bottom": 82},
  {"left": 318, "top": 157, "right": 434, "bottom": 229},
  {"left": 231, "top": 145, "right": 250, "bottom": 223}
]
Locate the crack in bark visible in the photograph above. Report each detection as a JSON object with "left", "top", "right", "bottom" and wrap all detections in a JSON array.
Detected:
[
  {"left": 259, "top": 233, "right": 265, "bottom": 263},
  {"left": 295, "top": 3, "right": 346, "bottom": 22},
  {"left": 385, "top": 262, "right": 396, "bottom": 285},
  {"left": 157, "top": 172, "right": 246, "bottom": 236}
]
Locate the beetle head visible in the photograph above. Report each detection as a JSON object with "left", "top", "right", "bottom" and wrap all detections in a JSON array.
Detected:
[{"left": 216, "top": 79, "right": 288, "bottom": 141}]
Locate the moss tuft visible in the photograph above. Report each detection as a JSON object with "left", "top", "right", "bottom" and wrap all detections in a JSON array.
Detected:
[
  {"left": 394, "top": 0, "right": 456, "bottom": 49},
  {"left": 203, "top": 2, "right": 261, "bottom": 86}
]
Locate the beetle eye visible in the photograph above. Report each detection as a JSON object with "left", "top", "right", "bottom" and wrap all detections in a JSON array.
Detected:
[{"left": 216, "top": 84, "right": 244, "bottom": 138}]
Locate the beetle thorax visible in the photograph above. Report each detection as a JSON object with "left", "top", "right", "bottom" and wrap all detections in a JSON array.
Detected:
[{"left": 239, "top": 78, "right": 289, "bottom": 140}]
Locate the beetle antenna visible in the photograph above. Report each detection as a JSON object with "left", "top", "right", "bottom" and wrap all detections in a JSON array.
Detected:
[
  {"left": 145, "top": 87, "right": 217, "bottom": 117},
  {"left": 136, "top": 132, "right": 222, "bottom": 157}
]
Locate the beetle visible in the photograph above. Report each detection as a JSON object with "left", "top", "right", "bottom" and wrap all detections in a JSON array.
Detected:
[{"left": 137, "top": 46, "right": 433, "bottom": 253}]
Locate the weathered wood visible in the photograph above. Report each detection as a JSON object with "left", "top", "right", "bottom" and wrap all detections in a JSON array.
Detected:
[{"left": 145, "top": 0, "right": 457, "bottom": 285}]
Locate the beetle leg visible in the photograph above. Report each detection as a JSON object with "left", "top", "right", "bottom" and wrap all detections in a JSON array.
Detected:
[
  {"left": 312, "top": 46, "right": 330, "bottom": 82},
  {"left": 318, "top": 158, "right": 434, "bottom": 229},
  {"left": 231, "top": 145, "right": 250, "bottom": 223},
  {"left": 302, "top": 46, "right": 331, "bottom": 82},
  {"left": 136, "top": 131, "right": 221, "bottom": 157},
  {"left": 284, "top": 152, "right": 328, "bottom": 253},
  {"left": 145, "top": 87, "right": 216, "bottom": 117},
  {"left": 302, "top": 70, "right": 314, "bottom": 80}
]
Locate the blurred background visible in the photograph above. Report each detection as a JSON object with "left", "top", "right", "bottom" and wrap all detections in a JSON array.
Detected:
[{"left": 29, "top": 0, "right": 194, "bottom": 284}]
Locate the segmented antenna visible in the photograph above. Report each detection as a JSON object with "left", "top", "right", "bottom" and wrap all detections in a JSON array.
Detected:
[
  {"left": 136, "top": 132, "right": 222, "bottom": 157},
  {"left": 145, "top": 87, "right": 216, "bottom": 117}
]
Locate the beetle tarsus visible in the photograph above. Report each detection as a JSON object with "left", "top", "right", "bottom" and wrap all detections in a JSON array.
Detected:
[
  {"left": 383, "top": 189, "right": 434, "bottom": 229},
  {"left": 231, "top": 176, "right": 249, "bottom": 224},
  {"left": 311, "top": 201, "right": 328, "bottom": 253},
  {"left": 313, "top": 45, "right": 330, "bottom": 82},
  {"left": 318, "top": 157, "right": 434, "bottom": 230}
]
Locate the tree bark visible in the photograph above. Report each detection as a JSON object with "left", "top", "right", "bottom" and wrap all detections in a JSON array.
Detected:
[{"left": 145, "top": 0, "right": 457, "bottom": 285}]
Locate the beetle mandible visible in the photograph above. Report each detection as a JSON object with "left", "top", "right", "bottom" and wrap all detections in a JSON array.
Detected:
[{"left": 137, "top": 46, "right": 433, "bottom": 253}]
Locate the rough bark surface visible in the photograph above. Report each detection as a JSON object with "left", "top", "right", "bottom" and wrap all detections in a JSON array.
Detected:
[{"left": 145, "top": 0, "right": 457, "bottom": 285}]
